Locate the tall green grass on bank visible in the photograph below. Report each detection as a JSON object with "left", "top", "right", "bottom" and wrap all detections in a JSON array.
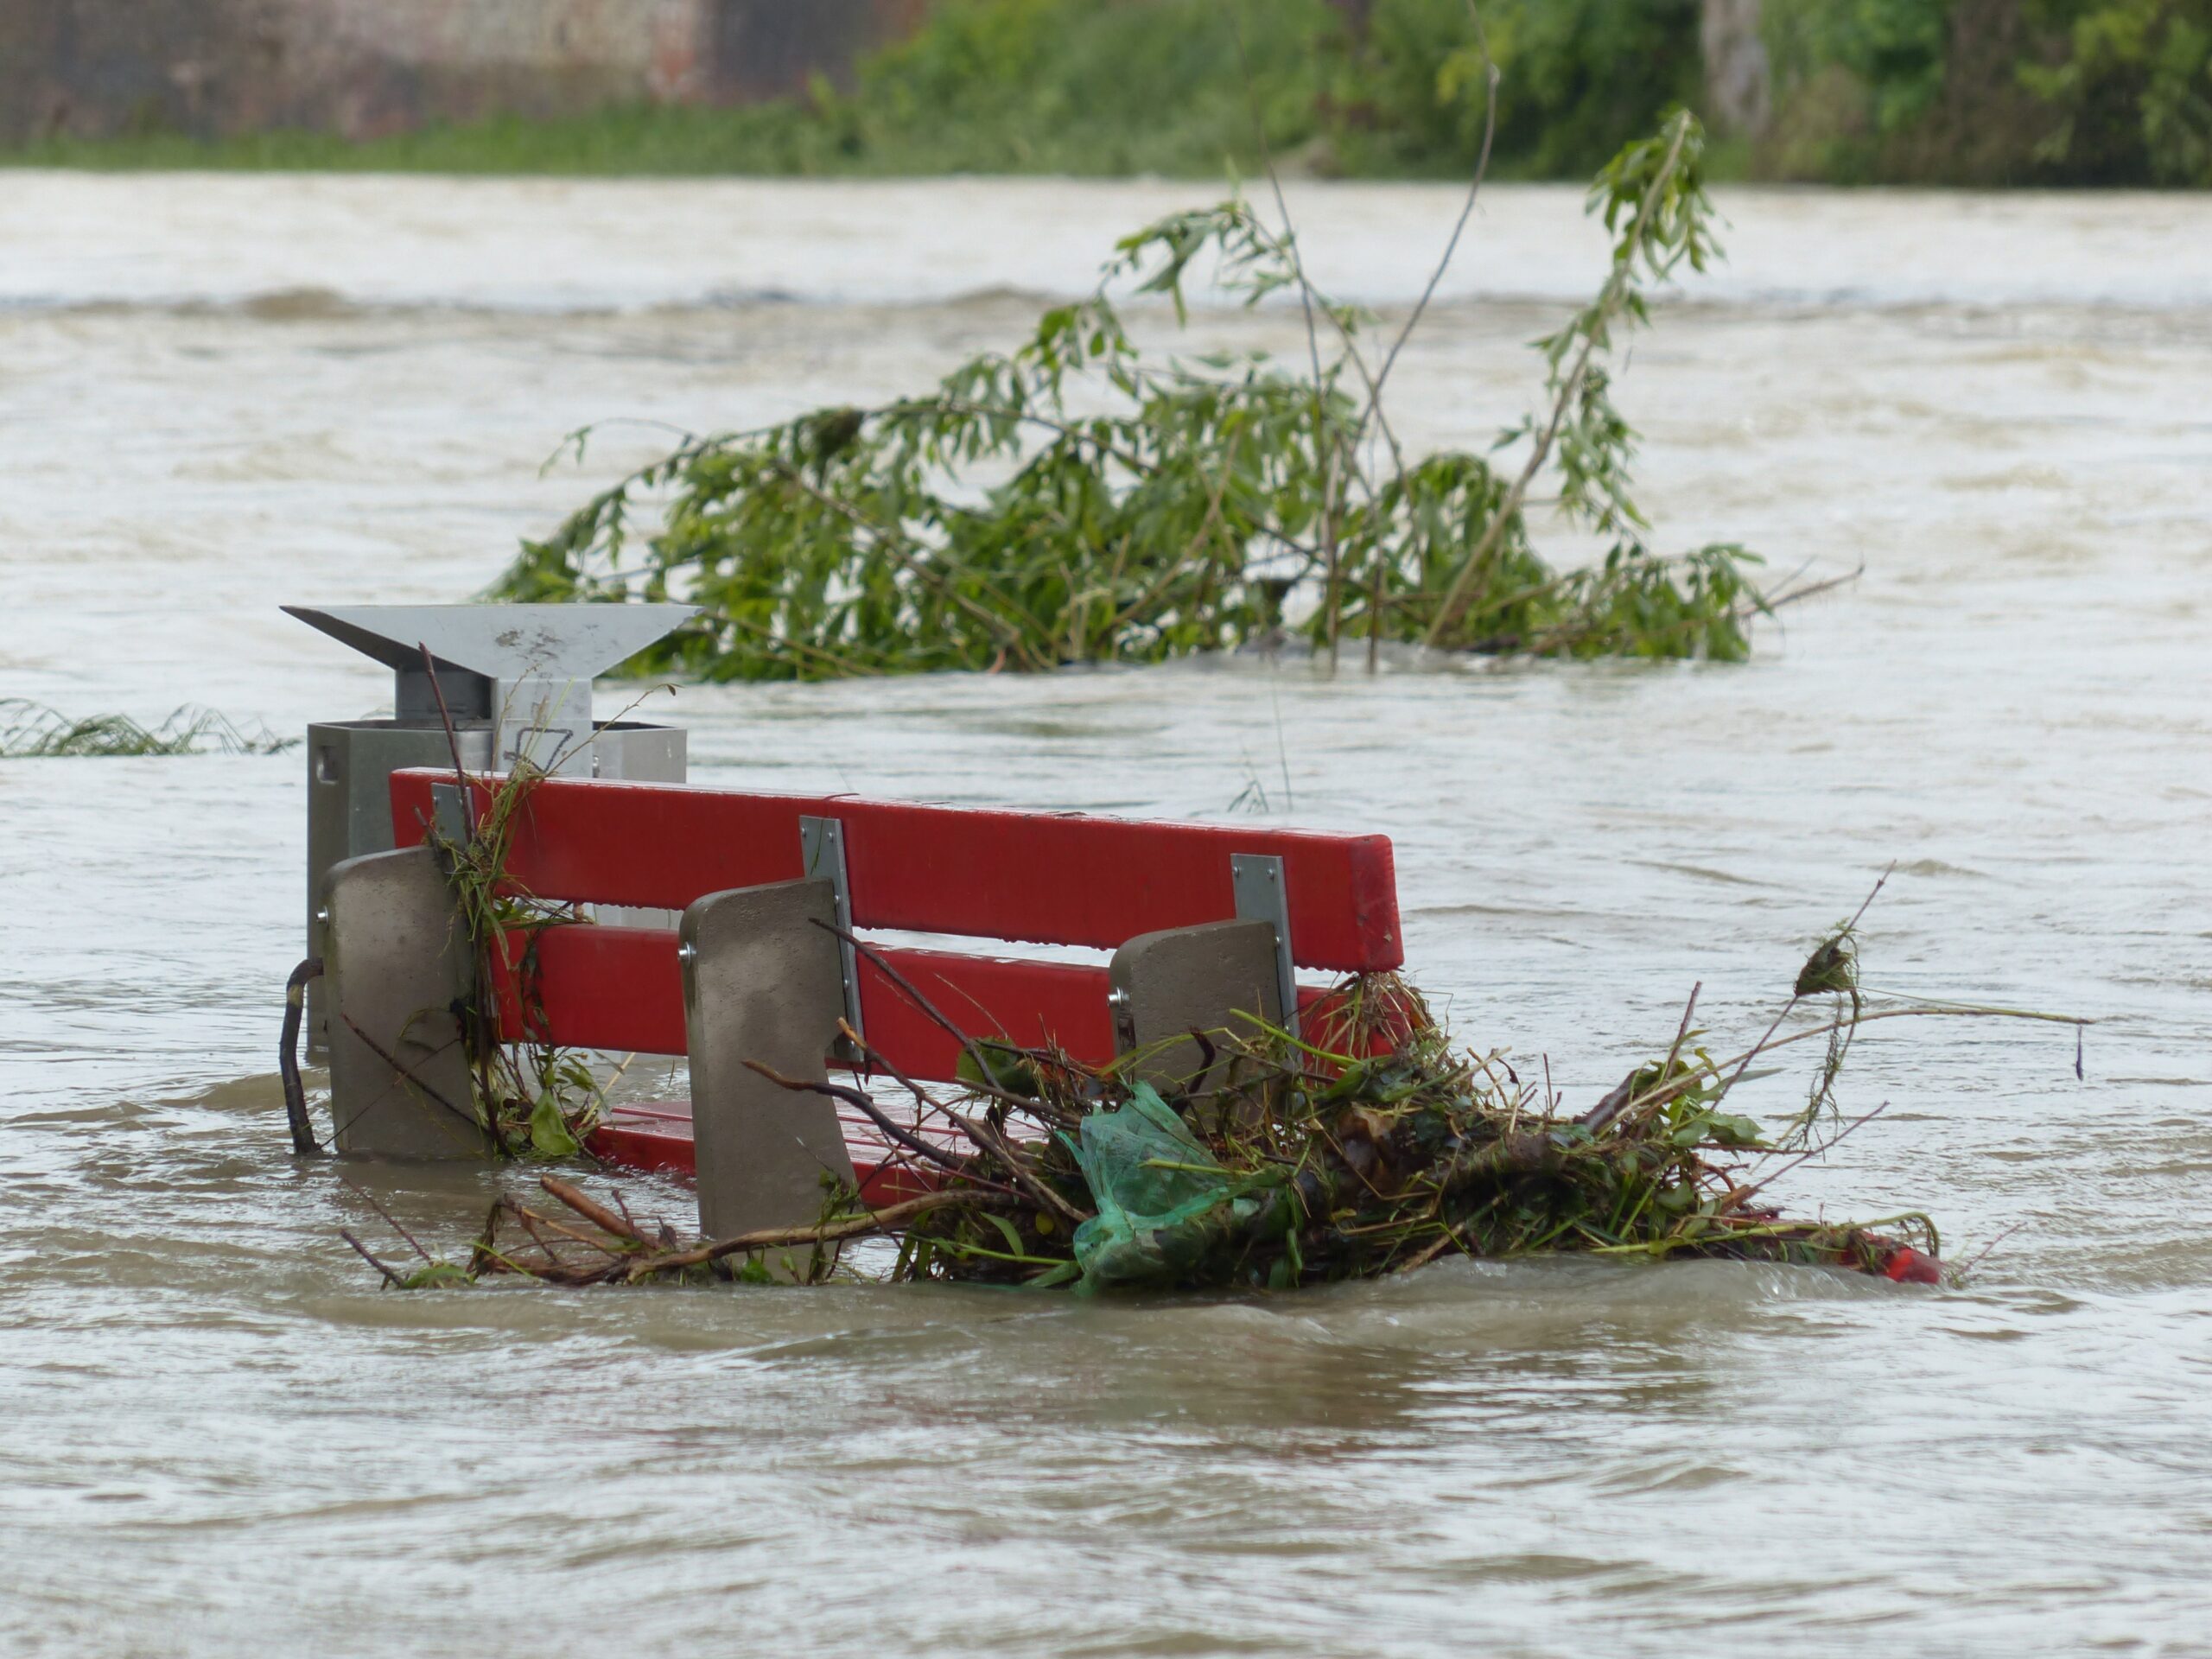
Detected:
[{"left": 6, "top": 0, "right": 2204, "bottom": 187}]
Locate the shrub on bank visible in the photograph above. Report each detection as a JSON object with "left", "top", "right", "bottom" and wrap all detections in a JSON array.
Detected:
[{"left": 1760, "top": 0, "right": 2212, "bottom": 186}]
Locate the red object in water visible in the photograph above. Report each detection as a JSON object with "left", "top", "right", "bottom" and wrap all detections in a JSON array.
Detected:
[{"left": 1884, "top": 1245, "right": 1943, "bottom": 1284}]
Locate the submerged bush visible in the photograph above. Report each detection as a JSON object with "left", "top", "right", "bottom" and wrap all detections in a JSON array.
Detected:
[{"left": 498, "top": 111, "right": 1785, "bottom": 680}]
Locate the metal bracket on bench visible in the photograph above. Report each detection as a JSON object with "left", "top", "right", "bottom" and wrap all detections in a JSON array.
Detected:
[
  {"left": 1230, "top": 853, "right": 1299, "bottom": 1039},
  {"left": 321, "top": 844, "right": 487, "bottom": 1160},
  {"left": 429, "top": 779, "right": 474, "bottom": 849},
  {"left": 798, "top": 815, "right": 865, "bottom": 1056},
  {"left": 680, "top": 876, "right": 857, "bottom": 1261}
]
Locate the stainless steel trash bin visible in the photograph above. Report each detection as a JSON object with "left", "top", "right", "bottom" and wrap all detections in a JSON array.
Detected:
[{"left": 287, "top": 602, "right": 696, "bottom": 1043}]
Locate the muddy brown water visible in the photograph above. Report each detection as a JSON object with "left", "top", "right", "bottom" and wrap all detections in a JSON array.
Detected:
[{"left": 1, "top": 174, "right": 2209, "bottom": 1656}]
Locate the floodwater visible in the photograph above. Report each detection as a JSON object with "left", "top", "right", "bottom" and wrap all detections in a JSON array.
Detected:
[{"left": 2, "top": 172, "right": 2209, "bottom": 1656}]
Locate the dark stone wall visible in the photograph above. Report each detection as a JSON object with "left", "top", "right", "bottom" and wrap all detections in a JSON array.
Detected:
[
  {"left": 0, "top": 0, "right": 228, "bottom": 141},
  {"left": 709, "top": 0, "right": 931, "bottom": 102}
]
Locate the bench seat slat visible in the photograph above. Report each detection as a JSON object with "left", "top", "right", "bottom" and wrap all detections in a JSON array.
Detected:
[
  {"left": 491, "top": 923, "right": 1356, "bottom": 1084},
  {"left": 589, "top": 1101, "right": 939, "bottom": 1205},
  {"left": 392, "top": 771, "right": 1402, "bottom": 973},
  {"left": 493, "top": 923, "right": 1119, "bottom": 1081}
]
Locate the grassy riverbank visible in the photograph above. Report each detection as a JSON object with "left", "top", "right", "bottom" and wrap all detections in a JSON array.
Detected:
[{"left": 8, "top": 0, "right": 2204, "bottom": 187}]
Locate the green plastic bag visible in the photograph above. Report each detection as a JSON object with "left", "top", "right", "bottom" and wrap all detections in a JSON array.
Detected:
[{"left": 1065, "top": 1084, "right": 1255, "bottom": 1293}]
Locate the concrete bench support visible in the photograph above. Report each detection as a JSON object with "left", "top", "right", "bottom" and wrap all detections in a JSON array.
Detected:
[
  {"left": 681, "top": 877, "right": 860, "bottom": 1268},
  {"left": 321, "top": 845, "right": 486, "bottom": 1159},
  {"left": 1108, "top": 918, "right": 1284, "bottom": 1097}
]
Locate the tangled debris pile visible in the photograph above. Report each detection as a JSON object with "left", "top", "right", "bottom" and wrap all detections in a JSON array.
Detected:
[
  {"left": 345, "top": 883, "right": 2087, "bottom": 1295},
  {"left": 880, "top": 969, "right": 1948, "bottom": 1292}
]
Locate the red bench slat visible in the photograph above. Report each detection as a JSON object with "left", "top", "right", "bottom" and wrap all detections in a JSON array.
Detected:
[
  {"left": 854, "top": 947, "right": 1117, "bottom": 1077},
  {"left": 391, "top": 771, "right": 1402, "bottom": 972},
  {"left": 588, "top": 1103, "right": 937, "bottom": 1204},
  {"left": 490, "top": 922, "right": 1356, "bottom": 1082},
  {"left": 493, "top": 925, "right": 685, "bottom": 1053},
  {"left": 490, "top": 923, "right": 1118, "bottom": 1078}
]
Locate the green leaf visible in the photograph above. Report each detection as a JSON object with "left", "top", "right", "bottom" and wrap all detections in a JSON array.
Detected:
[
  {"left": 527, "top": 1093, "right": 581, "bottom": 1159},
  {"left": 397, "top": 1261, "right": 473, "bottom": 1290},
  {"left": 1705, "top": 1112, "right": 1768, "bottom": 1149}
]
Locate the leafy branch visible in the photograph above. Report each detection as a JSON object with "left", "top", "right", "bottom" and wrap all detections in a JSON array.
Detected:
[{"left": 495, "top": 105, "right": 1796, "bottom": 681}]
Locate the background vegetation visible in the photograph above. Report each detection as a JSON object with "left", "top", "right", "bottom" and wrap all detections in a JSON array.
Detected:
[
  {"left": 12, "top": 0, "right": 2202, "bottom": 187},
  {"left": 1764, "top": 0, "right": 2212, "bottom": 184}
]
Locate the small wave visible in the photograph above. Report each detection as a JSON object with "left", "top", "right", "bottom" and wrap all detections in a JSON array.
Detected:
[{"left": 1897, "top": 858, "right": 1990, "bottom": 879}]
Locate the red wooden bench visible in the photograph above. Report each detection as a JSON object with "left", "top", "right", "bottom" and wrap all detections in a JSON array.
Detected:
[{"left": 349, "top": 767, "right": 1402, "bottom": 1246}]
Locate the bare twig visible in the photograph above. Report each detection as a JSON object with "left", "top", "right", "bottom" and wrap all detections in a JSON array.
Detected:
[
  {"left": 741, "top": 1058, "right": 1017, "bottom": 1197},
  {"left": 340, "top": 1177, "right": 435, "bottom": 1262},
  {"left": 1662, "top": 982, "right": 1701, "bottom": 1080},
  {"left": 336, "top": 1012, "right": 480, "bottom": 1135},
  {"left": 539, "top": 1175, "right": 649, "bottom": 1246},
  {"left": 1952, "top": 1222, "right": 2027, "bottom": 1281},
  {"left": 810, "top": 920, "right": 1056, "bottom": 1116},
  {"left": 506, "top": 1200, "right": 630, "bottom": 1258},
  {"left": 1721, "top": 1103, "right": 1889, "bottom": 1213},
  {"left": 620, "top": 1188, "right": 1024, "bottom": 1281},
  {"left": 1711, "top": 864, "right": 1893, "bottom": 1109},
  {"left": 339, "top": 1228, "right": 404, "bottom": 1287},
  {"left": 1426, "top": 111, "right": 1695, "bottom": 645},
  {"left": 1364, "top": 0, "right": 1499, "bottom": 429},
  {"left": 834, "top": 1017, "right": 1087, "bottom": 1227},
  {"left": 416, "top": 641, "right": 473, "bottom": 808},
  {"left": 1760, "top": 563, "right": 1865, "bottom": 609}
]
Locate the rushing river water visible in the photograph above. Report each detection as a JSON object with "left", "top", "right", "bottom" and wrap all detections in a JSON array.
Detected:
[{"left": 2, "top": 172, "right": 2209, "bottom": 1656}]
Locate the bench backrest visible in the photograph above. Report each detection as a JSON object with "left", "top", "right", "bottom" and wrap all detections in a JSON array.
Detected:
[{"left": 389, "top": 768, "right": 1402, "bottom": 1083}]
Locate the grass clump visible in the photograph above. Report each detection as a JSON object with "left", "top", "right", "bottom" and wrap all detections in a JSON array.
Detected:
[
  {"left": 0, "top": 700, "right": 293, "bottom": 758},
  {"left": 399, "top": 659, "right": 636, "bottom": 1161},
  {"left": 498, "top": 109, "right": 1825, "bottom": 681},
  {"left": 428, "top": 757, "right": 611, "bottom": 1161}
]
